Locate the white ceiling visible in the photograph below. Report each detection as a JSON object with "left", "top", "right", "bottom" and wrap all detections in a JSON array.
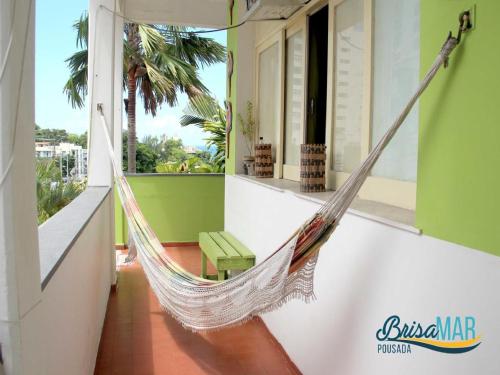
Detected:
[{"left": 123, "top": 0, "right": 227, "bottom": 27}]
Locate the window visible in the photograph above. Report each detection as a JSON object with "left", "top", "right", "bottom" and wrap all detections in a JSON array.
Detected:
[
  {"left": 371, "top": 0, "right": 420, "bottom": 181},
  {"left": 283, "top": 23, "right": 306, "bottom": 180},
  {"left": 283, "top": 6, "right": 329, "bottom": 182},
  {"left": 329, "top": 0, "right": 420, "bottom": 209},
  {"left": 332, "top": 0, "right": 364, "bottom": 173},
  {"left": 254, "top": 0, "right": 420, "bottom": 209},
  {"left": 306, "top": 6, "right": 329, "bottom": 145},
  {"left": 256, "top": 37, "right": 282, "bottom": 170}
]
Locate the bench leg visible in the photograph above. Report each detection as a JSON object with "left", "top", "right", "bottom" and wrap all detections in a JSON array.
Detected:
[
  {"left": 217, "top": 270, "right": 226, "bottom": 281},
  {"left": 201, "top": 252, "right": 207, "bottom": 279}
]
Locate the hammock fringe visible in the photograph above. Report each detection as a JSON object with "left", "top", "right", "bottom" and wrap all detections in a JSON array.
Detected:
[{"left": 158, "top": 253, "right": 319, "bottom": 333}]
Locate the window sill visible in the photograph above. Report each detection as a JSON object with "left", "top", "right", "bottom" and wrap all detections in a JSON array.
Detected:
[
  {"left": 234, "top": 174, "right": 420, "bottom": 234},
  {"left": 38, "top": 186, "right": 111, "bottom": 289}
]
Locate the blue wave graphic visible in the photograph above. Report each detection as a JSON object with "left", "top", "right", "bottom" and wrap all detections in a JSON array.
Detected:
[{"left": 393, "top": 339, "right": 481, "bottom": 354}]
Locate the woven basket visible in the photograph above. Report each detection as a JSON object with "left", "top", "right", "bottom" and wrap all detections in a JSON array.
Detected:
[
  {"left": 300, "top": 144, "right": 326, "bottom": 192},
  {"left": 254, "top": 144, "right": 273, "bottom": 178}
]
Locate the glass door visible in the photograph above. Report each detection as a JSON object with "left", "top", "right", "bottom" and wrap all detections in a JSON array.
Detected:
[
  {"left": 332, "top": 0, "right": 365, "bottom": 174},
  {"left": 283, "top": 21, "right": 306, "bottom": 181},
  {"left": 257, "top": 39, "right": 281, "bottom": 167},
  {"left": 306, "top": 5, "right": 329, "bottom": 145}
]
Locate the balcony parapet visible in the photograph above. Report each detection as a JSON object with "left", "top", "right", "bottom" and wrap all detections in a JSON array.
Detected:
[{"left": 38, "top": 187, "right": 111, "bottom": 289}]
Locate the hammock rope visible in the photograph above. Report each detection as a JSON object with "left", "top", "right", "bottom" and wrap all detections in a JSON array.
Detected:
[{"left": 100, "top": 24, "right": 467, "bottom": 331}]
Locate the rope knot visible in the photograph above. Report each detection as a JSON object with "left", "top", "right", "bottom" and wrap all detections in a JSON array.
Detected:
[{"left": 440, "top": 35, "right": 459, "bottom": 68}]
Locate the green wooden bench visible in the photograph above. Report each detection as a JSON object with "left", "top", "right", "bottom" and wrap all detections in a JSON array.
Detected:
[{"left": 199, "top": 231, "right": 256, "bottom": 280}]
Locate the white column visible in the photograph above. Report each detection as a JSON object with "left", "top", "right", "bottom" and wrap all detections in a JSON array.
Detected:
[
  {"left": 87, "top": 0, "right": 121, "bottom": 187},
  {"left": 113, "top": 0, "right": 124, "bottom": 174},
  {"left": 87, "top": 0, "right": 124, "bottom": 284},
  {"left": 111, "top": 0, "right": 124, "bottom": 284},
  {"left": 234, "top": 1, "right": 256, "bottom": 174},
  {"left": 0, "top": 0, "right": 43, "bottom": 373}
]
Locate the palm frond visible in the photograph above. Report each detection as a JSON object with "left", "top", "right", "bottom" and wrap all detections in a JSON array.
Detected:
[
  {"left": 180, "top": 95, "right": 226, "bottom": 169},
  {"left": 181, "top": 94, "right": 220, "bottom": 124},
  {"left": 138, "top": 24, "right": 166, "bottom": 55},
  {"left": 74, "top": 11, "right": 88, "bottom": 48},
  {"left": 64, "top": 12, "right": 223, "bottom": 126},
  {"left": 158, "top": 26, "right": 226, "bottom": 68},
  {"left": 36, "top": 159, "right": 86, "bottom": 224},
  {"left": 63, "top": 49, "right": 88, "bottom": 108}
]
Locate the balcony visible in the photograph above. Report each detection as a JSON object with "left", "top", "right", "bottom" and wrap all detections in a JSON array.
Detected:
[
  {"left": 33, "top": 174, "right": 300, "bottom": 374},
  {"left": 2, "top": 0, "right": 500, "bottom": 374}
]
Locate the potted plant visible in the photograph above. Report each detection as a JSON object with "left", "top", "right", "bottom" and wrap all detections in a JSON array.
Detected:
[{"left": 238, "top": 101, "right": 256, "bottom": 176}]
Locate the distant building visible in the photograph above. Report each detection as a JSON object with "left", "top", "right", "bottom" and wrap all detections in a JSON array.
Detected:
[
  {"left": 35, "top": 142, "right": 88, "bottom": 179},
  {"left": 183, "top": 145, "right": 200, "bottom": 155}
]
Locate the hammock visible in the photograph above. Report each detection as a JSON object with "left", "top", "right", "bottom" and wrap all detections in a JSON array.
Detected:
[{"left": 100, "top": 31, "right": 464, "bottom": 332}]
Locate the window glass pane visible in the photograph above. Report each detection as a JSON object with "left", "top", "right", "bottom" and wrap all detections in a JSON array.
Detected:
[
  {"left": 258, "top": 42, "right": 280, "bottom": 161},
  {"left": 371, "top": 0, "right": 420, "bottom": 181},
  {"left": 332, "top": 0, "right": 364, "bottom": 172},
  {"left": 284, "top": 30, "right": 305, "bottom": 166}
]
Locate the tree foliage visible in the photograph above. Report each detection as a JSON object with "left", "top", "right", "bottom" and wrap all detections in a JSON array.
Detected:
[
  {"left": 180, "top": 95, "right": 226, "bottom": 170},
  {"left": 142, "top": 135, "right": 189, "bottom": 163},
  {"left": 156, "top": 157, "right": 222, "bottom": 174},
  {"left": 122, "top": 131, "right": 159, "bottom": 173},
  {"left": 36, "top": 159, "right": 86, "bottom": 224},
  {"left": 35, "top": 125, "right": 87, "bottom": 147},
  {"left": 35, "top": 125, "right": 221, "bottom": 175}
]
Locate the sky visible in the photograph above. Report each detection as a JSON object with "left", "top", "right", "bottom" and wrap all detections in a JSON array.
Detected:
[{"left": 35, "top": 0, "right": 227, "bottom": 147}]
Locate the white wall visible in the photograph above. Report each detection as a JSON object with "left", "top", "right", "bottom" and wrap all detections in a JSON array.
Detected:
[
  {"left": 233, "top": 2, "right": 256, "bottom": 174},
  {"left": 225, "top": 175, "right": 500, "bottom": 375},
  {"left": 123, "top": 0, "right": 226, "bottom": 26},
  {"left": 39, "top": 193, "right": 113, "bottom": 375}
]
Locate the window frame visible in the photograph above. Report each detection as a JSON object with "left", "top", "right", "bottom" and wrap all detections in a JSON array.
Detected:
[
  {"left": 254, "top": 0, "right": 418, "bottom": 210},
  {"left": 255, "top": 31, "right": 285, "bottom": 178},
  {"left": 282, "top": 17, "right": 308, "bottom": 181}
]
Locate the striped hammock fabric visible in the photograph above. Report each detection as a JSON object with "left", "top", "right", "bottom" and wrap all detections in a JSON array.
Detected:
[{"left": 101, "top": 35, "right": 459, "bottom": 332}]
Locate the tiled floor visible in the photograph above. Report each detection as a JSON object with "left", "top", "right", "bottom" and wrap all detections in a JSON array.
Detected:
[{"left": 94, "top": 246, "right": 301, "bottom": 375}]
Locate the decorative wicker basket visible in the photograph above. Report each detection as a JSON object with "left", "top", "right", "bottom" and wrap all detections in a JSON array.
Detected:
[
  {"left": 300, "top": 144, "right": 326, "bottom": 192},
  {"left": 254, "top": 144, "right": 273, "bottom": 178}
]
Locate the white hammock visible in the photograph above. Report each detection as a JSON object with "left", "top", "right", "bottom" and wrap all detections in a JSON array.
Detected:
[{"left": 101, "top": 33, "right": 462, "bottom": 332}]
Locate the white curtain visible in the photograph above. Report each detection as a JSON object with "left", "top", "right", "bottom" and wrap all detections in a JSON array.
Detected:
[
  {"left": 371, "top": 0, "right": 420, "bottom": 181},
  {"left": 332, "top": 0, "right": 364, "bottom": 173},
  {"left": 284, "top": 30, "right": 305, "bottom": 166},
  {"left": 258, "top": 42, "right": 281, "bottom": 161}
]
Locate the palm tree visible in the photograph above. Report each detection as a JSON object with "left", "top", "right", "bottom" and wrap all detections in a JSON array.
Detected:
[
  {"left": 180, "top": 95, "right": 226, "bottom": 170},
  {"left": 36, "top": 159, "right": 86, "bottom": 224},
  {"left": 64, "top": 13, "right": 226, "bottom": 173}
]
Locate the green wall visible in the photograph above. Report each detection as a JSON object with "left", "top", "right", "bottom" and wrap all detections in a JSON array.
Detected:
[
  {"left": 115, "top": 175, "right": 225, "bottom": 244},
  {"left": 417, "top": 0, "right": 500, "bottom": 255},
  {"left": 225, "top": 0, "right": 239, "bottom": 175}
]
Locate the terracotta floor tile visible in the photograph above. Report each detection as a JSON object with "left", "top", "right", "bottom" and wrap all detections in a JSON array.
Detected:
[{"left": 94, "top": 246, "right": 300, "bottom": 375}]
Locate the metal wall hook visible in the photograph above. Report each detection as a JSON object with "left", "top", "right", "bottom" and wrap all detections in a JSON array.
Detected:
[
  {"left": 459, "top": 10, "right": 473, "bottom": 32},
  {"left": 456, "top": 10, "right": 473, "bottom": 44}
]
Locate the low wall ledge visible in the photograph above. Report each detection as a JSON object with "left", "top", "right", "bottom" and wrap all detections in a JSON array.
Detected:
[{"left": 38, "top": 186, "right": 111, "bottom": 290}]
